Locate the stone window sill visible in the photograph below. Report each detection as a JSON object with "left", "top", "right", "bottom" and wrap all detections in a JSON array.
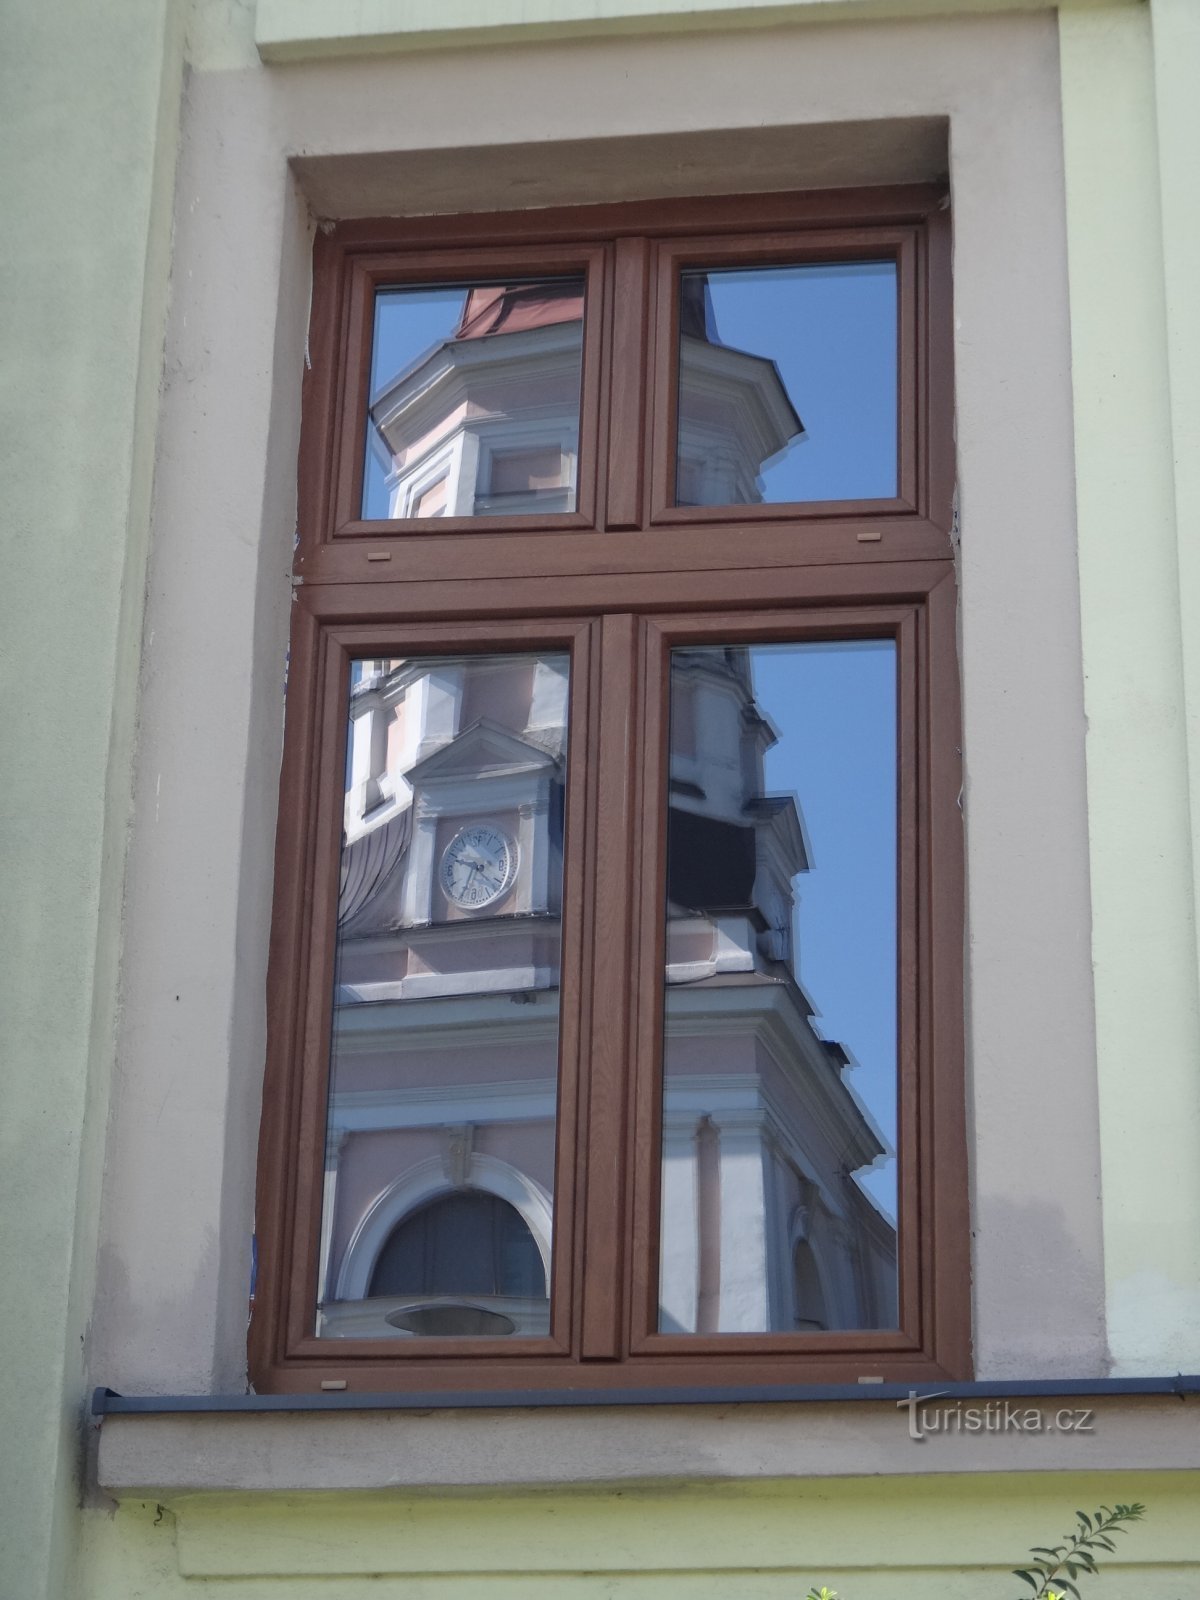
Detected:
[{"left": 95, "top": 1381, "right": 1200, "bottom": 1497}]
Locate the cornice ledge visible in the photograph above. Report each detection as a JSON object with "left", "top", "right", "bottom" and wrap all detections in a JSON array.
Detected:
[{"left": 254, "top": 0, "right": 1066, "bottom": 67}]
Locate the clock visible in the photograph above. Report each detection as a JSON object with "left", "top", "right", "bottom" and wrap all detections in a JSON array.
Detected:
[{"left": 439, "top": 823, "right": 519, "bottom": 911}]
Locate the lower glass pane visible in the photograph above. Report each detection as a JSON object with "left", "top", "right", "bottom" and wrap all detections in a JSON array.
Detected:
[
  {"left": 316, "top": 651, "right": 570, "bottom": 1339},
  {"left": 658, "top": 641, "right": 898, "bottom": 1335}
]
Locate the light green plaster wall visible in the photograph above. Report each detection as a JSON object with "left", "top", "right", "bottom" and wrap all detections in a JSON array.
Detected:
[
  {"left": 1058, "top": 0, "right": 1200, "bottom": 1374},
  {"left": 1151, "top": 0, "right": 1200, "bottom": 1083},
  {"left": 80, "top": 1474, "right": 1200, "bottom": 1595},
  {"left": 0, "top": 1, "right": 184, "bottom": 1596}
]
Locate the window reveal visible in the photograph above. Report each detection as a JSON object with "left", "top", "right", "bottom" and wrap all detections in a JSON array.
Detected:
[{"left": 252, "top": 189, "right": 966, "bottom": 1394}]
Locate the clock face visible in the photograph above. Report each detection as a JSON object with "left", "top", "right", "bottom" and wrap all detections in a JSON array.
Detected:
[{"left": 439, "top": 823, "right": 519, "bottom": 912}]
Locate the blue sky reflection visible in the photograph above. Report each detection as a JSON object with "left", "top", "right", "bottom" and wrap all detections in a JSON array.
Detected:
[{"left": 752, "top": 639, "right": 897, "bottom": 1219}]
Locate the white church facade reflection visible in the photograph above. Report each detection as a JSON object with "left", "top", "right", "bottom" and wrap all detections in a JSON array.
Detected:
[
  {"left": 320, "top": 651, "right": 568, "bottom": 1338},
  {"left": 316, "top": 280, "right": 896, "bottom": 1341},
  {"left": 659, "top": 645, "right": 896, "bottom": 1334}
]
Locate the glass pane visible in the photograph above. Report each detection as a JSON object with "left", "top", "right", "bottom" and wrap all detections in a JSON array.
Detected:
[
  {"left": 674, "top": 263, "right": 897, "bottom": 507},
  {"left": 658, "top": 641, "right": 898, "bottom": 1335},
  {"left": 316, "top": 651, "right": 571, "bottom": 1339},
  {"left": 362, "top": 278, "right": 585, "bottom": 520}
]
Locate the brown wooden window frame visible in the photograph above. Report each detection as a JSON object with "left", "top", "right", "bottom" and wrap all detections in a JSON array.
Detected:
[{"left": 251, "top": 186, "right": 968, "bottom": 1396}]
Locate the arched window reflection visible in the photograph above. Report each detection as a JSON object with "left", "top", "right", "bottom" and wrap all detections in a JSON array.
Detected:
[{"left": 368, "top": 1189, "right": 547, "bottom": 1301}]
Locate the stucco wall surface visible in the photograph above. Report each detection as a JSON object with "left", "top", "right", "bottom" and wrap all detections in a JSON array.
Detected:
[
  {"left": 0, "top": 1, "right": 183, "bottom": 1597},
  {"left": 91, "top": 6, "right": 1111, "bottom": 1428}
]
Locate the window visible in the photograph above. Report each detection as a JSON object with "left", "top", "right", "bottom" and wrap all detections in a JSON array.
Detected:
[
  {"left": 367, "top": 1190, "right": 548, "bottom": 1340},
  {"left": 252, "top": 189, "right": 967, "bottom": 1395}
]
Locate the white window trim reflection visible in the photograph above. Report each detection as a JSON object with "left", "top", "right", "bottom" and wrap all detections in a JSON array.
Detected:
[
  {"left": 333, "top": 1152, "right": 554, "bottom": 1303},
  {"left": 371, "top": 319, "right": 584, "bottom": 521},
  {"left": 344, "top": 660, "right": 467, "bottom": 844},
  {"left": 392, "top": 440, "right": 457, "bottom": 519},
  {"left": 665, "top": 914, "right": 760, "bottom": 983},
  {"left": 474, "top": 417, "right": 578, "bottom": 516},
  {"left": 337, "top": 967, "right": 559, "bottom": 1003}
]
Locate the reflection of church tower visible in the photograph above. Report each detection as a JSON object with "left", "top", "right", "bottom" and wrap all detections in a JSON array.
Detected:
[
  {"left": 661, "top": 647, "right": 896, "bottom": 1335},
  {"left": 319, "top": 290, "right": 891, "bottom": 1342},
  {"left": 318, "top": 643, "right": 895, "bottom": 1341},
  {"left": 368, "top": 280, "right": 585, "bottom": 518},
  {"left": 365, "top": 274, "right": 804, "bottom": 519},
  {"left": 675, "top": 274, "right": 804, "bottom": 505},
  {"left": 320, "top": 652, "right": 570, "bottom": 1338}
]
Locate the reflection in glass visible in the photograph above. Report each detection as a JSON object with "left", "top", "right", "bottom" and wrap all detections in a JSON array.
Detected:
[
  {"left": 674, "top": 263, "right": 897, "bottom": 507},
  {"left": 316, "top": 652, "right": 570, "bottom": 1338},
  {"left": 658, "top": 642, "right": 898, "bottom": 1335},
  {"left": 362, "top": 278, "right": 585, "bottom": 520}
]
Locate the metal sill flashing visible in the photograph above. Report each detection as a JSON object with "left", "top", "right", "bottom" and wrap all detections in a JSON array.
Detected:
[{"left": 93, "top": 1374, "right": 1200, "bottom": 1417}]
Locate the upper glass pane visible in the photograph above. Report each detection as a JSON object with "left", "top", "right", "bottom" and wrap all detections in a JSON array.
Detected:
[
  {"left": 658, "top": 640, "right": 898, "bottom": 1335},
  {"left": 674, "top": 263, "right": 898, "bottom": 508},
  {"left": 362, "top": 278, "right": 585, "bottom": 520},
  {"left": 316, "top": 651, "right": 571, "bottom": 1340}
]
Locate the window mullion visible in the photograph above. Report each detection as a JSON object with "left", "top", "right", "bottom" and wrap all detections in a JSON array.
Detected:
[
  {"left": 602, "top": 236, "right": 653, "bottom": 532},
  {"left": 576, "top": 611, "right": 643, "bottom": 1360}
]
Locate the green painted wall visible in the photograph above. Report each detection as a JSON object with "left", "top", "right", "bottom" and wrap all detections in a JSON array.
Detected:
[
  {"left": 79, "top": 1474, "right": 1199, "bottom": 1595},
  {"left": 1059, "top": 0, "right": 1200, "bottom": 1374},
  {"left": 0, "top": 1, "right": 183, "bottom": 1596},
  {"left": 1151, "top": 0, "right": 1200, "bottom": 1125}
]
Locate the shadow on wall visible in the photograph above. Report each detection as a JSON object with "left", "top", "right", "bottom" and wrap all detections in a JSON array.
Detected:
[{"left": 971, "top": 1192, "right": 1107, "bottom": 1376}]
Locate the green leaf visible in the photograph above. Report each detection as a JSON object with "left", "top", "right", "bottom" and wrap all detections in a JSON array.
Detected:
[{"left": 1046, "top": 1579, "right": 1081, "bottom": 1600}]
